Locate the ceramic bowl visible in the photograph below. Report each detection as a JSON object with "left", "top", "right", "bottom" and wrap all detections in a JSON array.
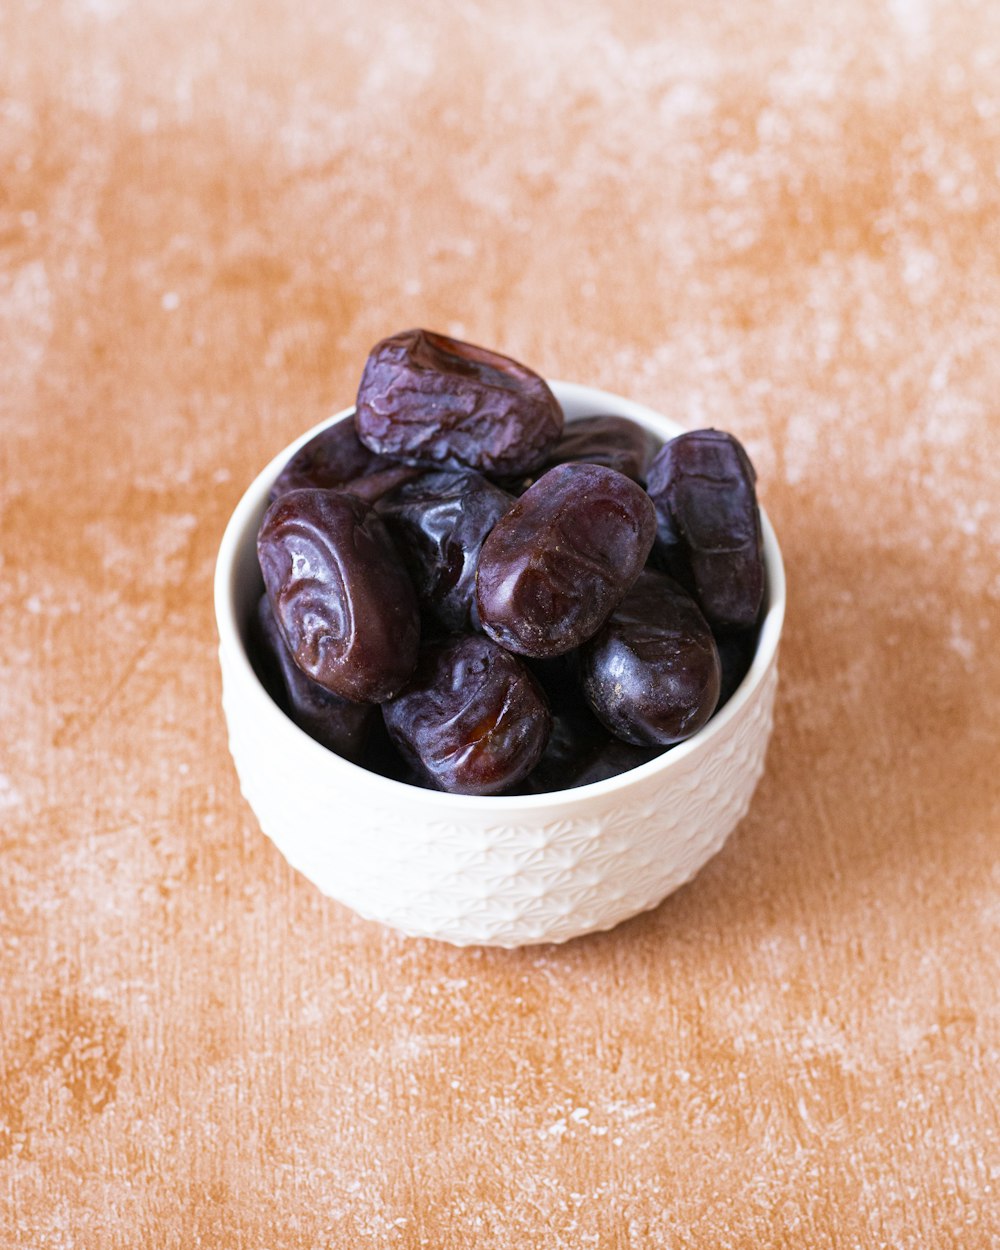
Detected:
[{"left": 215, "top": 381, "right": 785, "bottom": 947}]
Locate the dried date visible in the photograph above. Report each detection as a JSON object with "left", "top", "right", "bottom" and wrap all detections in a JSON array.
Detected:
[
  {"left": 257, "top": 488, "right": 420, "bottom": 703},
  {"left": 382, "top": 635, "right": 551, "bottom": 795},
  {"left": 543, "top": 414, "right": 658, "bottom": 482},
  {"left": 476, "top": 463, "right": 657, "bottom": 658},
  {"left": 269, "top": 419, "right": 419, "bottom": 504},
  {"left": 645, "top": 429, "right": 764, "bottom": 630},
  {"left": 249, "top": 594, "right": 374, "bottom": 761},
  {"left": 376, "top": 469, "right": 514, "bottom": 632},
  {"left": 581, "top": 569, "right": 721, "bottom": 746},
  {"left": 355, "top": 328, "right": 563, "bottom": 476}
]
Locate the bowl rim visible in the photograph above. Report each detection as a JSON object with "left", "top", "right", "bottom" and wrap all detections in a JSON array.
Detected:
[{"left": 215, "top": 378, "right": 786, "bottom": 811}]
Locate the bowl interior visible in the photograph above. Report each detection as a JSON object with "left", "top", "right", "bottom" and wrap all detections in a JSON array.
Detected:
[{"left": 215, "top": 380, "right": 786, "bottom": 807}]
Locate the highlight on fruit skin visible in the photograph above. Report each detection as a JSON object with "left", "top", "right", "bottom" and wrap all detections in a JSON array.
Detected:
[
  {"left": 475, "top": 462, "right": 657, "bottom": 659},
  {"left": 382, "top": 634, "right": 552, "bottom": 796},
  {"left": 257, "top": 487, "right": 420, "bottom": 704},
  {"left": 646, "top": 428, "right": 764, "bottom": 631},
  {"left": 581, "top": 569, "right": 722, "bottom": 747},
  {"left": 354, "top": 328, "right": 564, "bottom": 477}
]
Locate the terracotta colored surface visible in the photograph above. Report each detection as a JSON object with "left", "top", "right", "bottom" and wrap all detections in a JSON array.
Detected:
[{"left": 2, "top": 2, "right": 998, "bottom": 1245}]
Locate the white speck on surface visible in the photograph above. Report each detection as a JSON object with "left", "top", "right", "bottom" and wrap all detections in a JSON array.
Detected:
[
  {"left": 0, "top": 261, "right": 53, "bottom": 382},
  {"left": 82, "top": 0, "right": 128, "bottom": 18},
  {"left": 948, "top": 615, "right": 976, "bottom": 664},
  {"left": 888, "top": 0, "right": 932, "bottom": 43},
  {"left": 161, "top": 291, "right": 180, "bottom": 311},
  {"left": 0, "top": 774, "right": 23, "bottom": 810},
  {"left": 782, "top": 412, "right": 820, "bottom": 487}
]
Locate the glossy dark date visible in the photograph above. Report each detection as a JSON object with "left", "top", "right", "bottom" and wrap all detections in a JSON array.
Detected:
[
  {"left": 645, "top": 429, "right": 764, "bottom": 630},
  {"left": 269, "top": 419, "right": 419, "bottom": 504},
  {"left": 355, "top": 328, "right": 563, "bottom": 476},
  {"left": 376, "top": 469, "right": 514, "bottom": 632},
  {"left": 257, "top": 488, "right": 420, "bottom": 703},
  {"left": 476, "top": 463, "right": 657, "bottom": 658},
  {"left": 581, "top": 570, "right": 721, "bottom": 746},
  {"left": 543, "top": 414, "right": 658, "bottom": 482},
  {"left": 382, "top": 635, "right": 551, "bottom": 795},
  {"left": 250, "top": 594, "right": 374, "bottom": 761}
]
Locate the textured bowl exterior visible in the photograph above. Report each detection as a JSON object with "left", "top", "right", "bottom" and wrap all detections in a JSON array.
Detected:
[{"left": 216, "top": 381, "right": 785, "bottom": 947}]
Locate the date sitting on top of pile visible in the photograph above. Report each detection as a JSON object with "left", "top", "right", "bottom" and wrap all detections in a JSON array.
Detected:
[{"left": 250, "top": 328, "right": 766, "bottom": 795}]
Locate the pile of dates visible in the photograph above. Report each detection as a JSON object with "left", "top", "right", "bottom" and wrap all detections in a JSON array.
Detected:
[{"left": 250, "top": 328, "right": 765, "bottom": 796}]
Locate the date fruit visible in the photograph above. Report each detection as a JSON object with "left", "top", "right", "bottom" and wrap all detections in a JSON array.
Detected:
[
  {"left": 250, "top": 329, "right": 771, "bottom": 794},
  {"left": 646, "top": 429, "right": 764, "bottom": 630},
  {"left": 376, "top": 469, "right": 514, "bottom": 632},
  {"left": 355, "top": 328, "right": 564, "bottom": 476},
  {"left": 476, "top": 463, "right": 657, "bottom": 658},
  {"left": 269, "top": 419, "right": 420, "bottom": 504},
  {"left": 257, "top": 488, "right": 420, "bottom": 703},
  {"left": 250, "top": 594, "right": 374, "bottom": 761},
  {"left": 581, "top": 569, "right": 721, "bottom": 746},
  {"left": 543, "top": 414, "right": 657, "bottom": 483},
  {"left": 383, "top": 635, "right": 551, "bottom": 795}
]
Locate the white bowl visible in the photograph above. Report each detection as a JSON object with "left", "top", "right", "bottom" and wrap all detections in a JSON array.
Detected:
[{"left": 215, "top": 381, "right": 785, "bottom": 947}]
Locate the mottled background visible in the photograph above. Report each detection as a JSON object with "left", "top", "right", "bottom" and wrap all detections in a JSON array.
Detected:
[{"left": 1, "top": 0, "right": 998, "bottom": 1246}]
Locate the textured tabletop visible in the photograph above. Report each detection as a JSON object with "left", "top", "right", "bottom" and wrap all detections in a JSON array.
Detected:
[{"left": 1, "top": 2, "right": 998, "bottom": 1246}]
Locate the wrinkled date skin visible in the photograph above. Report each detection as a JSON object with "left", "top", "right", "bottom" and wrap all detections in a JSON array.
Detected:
[
  {"left": 646, "top": 429, "right": 764, "bottom": 630},
  {"left": 269, "top": 419, "right": 420, "bottom": 504},
  {"left": 376, "top": 469, "right": 514, "bottom": 632},
  {"left": 382, "top": 635, "right": 551, "bottom": 795},
  {"left": 476, "top": 463, "right": 657, "bottom": 658},
  {"left": 257, "top": 488, "right": 420, "bottom": 703},
  {"left": 355, "top": 328, "right": 564, "bottom": 476},
  {"left": 250, "top": 594, "right": 375, "bottom": 761},
  {"left": 581, "top": 570, "right": 721, "bottom": 746},
  {"left": 543, "top": 414, "right": 659, "bottom": 483}
]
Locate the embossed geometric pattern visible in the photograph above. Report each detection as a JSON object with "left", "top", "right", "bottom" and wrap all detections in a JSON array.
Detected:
[{"left": 221, "top": 648, "right": 779, "bottom": 947}]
